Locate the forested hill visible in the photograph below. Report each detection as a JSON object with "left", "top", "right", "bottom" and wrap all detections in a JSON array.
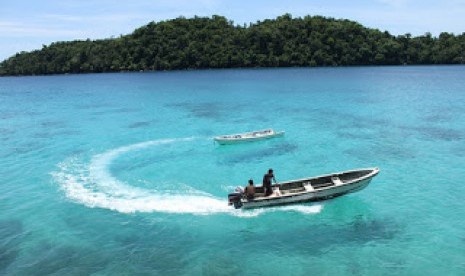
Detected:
[{"left": 1, "top": 14, "right": 464, "bottom": 76}]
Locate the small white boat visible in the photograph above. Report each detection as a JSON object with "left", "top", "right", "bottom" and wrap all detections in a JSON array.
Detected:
[
  {"left": 214, "top": 129, "right": 285, "bottom": 145},
  {"left": 228, "top": 167, "right": 379, "bottom": 209}
]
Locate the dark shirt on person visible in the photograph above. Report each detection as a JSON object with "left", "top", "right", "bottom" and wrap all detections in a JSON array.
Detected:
[
  {"left": 263, "top": 172, "right": 275, "bottom": 196},
  {"left": 263, "top": 172, "right": 275, "bottom": 186}
]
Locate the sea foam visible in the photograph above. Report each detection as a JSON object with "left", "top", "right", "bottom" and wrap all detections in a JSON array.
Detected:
[{"left": 52, "top": 137, "right": 322, "bottom": 216}]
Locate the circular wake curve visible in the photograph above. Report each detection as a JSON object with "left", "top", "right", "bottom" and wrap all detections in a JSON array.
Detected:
[{"left": 52, "top": 137, "right": 322, "bottom": 216}]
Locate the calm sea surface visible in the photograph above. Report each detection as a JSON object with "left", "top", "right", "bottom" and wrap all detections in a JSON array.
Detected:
[{"left": 1, "top": 66, "right": 465, "bottom": 275}]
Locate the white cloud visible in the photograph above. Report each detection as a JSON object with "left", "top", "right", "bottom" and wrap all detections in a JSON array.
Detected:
[
  {"left": 40, "top": 13, "right": 147, "bottom": 23},
  {"left": 40, "top": 14, "right": 85, "bottom": 22},
  {"left": 375, "top": 0, "right": 410, "bottom": 8},
  {"left": 0, "top": 20, "right": 83, "bottom": 37}
]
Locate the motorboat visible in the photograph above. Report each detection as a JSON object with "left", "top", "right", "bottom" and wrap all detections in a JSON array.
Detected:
[
  {"left": 214, "top": 129, "right": 285, "bottom": 145},
  {"left": 228, "top": 167, "right": 379, "bottom": 209}
]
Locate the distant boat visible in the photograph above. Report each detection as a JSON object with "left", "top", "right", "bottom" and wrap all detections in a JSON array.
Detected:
[
  {"left": 228, "top": 167, "right": 379, "bottom": 209},
  {"left": 213, "top": 129, "right": 285, "bottom": 145}
]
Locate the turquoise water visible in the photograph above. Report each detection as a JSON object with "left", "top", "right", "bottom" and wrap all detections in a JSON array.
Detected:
[{"left": 1, "top": 66, "right": 465, "bottom": 275}]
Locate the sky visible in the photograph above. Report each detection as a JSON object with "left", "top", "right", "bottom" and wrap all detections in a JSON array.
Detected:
[{"left": 1, "top": 0, "right": 465, "bottom": 61}]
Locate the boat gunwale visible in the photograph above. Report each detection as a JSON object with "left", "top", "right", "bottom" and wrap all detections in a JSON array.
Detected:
[
  {"left": 274, "top": 167, "right": 379, "bottom": 186},
  {"left": 214, "top": 129, "right": 284, "bottom": 141},
  {"left": 241, "top": 167, "right": 379, "bottom": 203}
]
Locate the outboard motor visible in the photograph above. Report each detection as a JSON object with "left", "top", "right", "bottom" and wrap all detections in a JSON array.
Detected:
[{"left": 228, "top": 186, "right": 244, "bottom": 209}]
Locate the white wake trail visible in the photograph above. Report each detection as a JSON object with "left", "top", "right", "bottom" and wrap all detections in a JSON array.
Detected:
[{"left": 52, "top": 137, "right": 323, "bottom": 216}]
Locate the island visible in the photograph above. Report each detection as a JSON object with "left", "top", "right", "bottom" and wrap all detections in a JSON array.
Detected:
[{"left": 0, "top": 14, "right": 464, "bottom": 76}]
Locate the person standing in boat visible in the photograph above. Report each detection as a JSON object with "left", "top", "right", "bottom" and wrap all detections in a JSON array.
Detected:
[
  {"left": 244, "top": 179, "right": 255, "bottom": 200},
  {"left": 263, "top": 169, "right": 277, "bottom": 196}
]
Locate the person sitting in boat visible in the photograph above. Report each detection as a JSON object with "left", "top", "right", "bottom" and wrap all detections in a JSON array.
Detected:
[
  {"left": 263, "top": 169, "right": 277, "bottom": 196},
  {"left": 244, "top": 179, "right": 255, "bottom": 200}
]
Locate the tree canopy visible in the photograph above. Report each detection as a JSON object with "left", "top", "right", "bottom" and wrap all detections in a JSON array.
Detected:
[{"left": 1, "top": 14, "right": 464, "bottom": 76}]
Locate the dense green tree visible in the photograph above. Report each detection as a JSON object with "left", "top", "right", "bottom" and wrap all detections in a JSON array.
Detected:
[{"left": 1, "top": 15, "right": 464, "bottom": 76}]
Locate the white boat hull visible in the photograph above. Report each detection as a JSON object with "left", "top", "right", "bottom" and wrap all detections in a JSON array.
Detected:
[
  {"left": 214, "top": 129, "right": 284, "bottom": 145},
  {"left": 241, "top": 177, "right": 373, "bottom": 209},
  {"left": 229, "top": 168, "right": 379, "bottom": 209}
]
